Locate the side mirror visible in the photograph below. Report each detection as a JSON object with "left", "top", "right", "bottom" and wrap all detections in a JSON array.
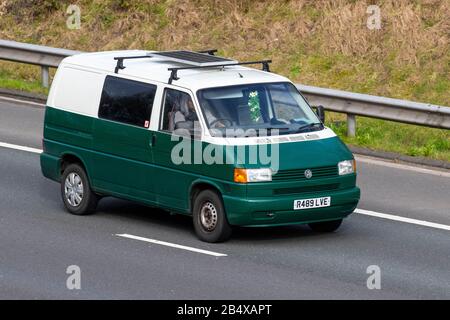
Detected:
[{"left": 312, "top": 105, "right": 325, "bottom": 123}]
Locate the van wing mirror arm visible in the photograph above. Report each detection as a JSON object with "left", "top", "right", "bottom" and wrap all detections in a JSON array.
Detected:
[{"left": 312, "top": 105, "right": 326, "bottom": 123}]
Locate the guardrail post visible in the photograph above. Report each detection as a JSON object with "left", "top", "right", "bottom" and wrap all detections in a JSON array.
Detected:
[
  {"left": 41, "top": 66, "right": 49, "bottom": 88},
  {"left": 347, "top": 114, "right": 356, "bottom": 137}
]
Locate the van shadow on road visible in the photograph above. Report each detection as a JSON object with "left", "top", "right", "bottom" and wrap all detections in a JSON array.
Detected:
[{"left": 94, "top": 197, "right": 331, "bottom": 243}]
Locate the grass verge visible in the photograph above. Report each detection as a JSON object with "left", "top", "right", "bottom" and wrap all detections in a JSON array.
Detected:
[
  {"left": 326, "top": 113, "right": 449, "bottom": 162},
  {"left": 0, "top": 0, "right": 448, "bottom": 161}
]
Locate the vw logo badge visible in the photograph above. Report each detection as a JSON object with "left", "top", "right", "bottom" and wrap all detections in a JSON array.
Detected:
[{"left": 304, "top": 169, "right": 312, "bottom": 179}]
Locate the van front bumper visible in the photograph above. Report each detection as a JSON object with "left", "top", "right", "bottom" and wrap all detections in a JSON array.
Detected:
[{"left": 223, "top": 187, "right": 360, "bottom": 226}]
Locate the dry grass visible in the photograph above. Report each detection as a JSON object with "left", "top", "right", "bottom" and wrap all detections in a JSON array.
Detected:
[
  {"left": 0, "top": 0, "right": 449, "bottom": 160},
  {"left": 0, "top": 0, "right": 448, "bottom": 103}
]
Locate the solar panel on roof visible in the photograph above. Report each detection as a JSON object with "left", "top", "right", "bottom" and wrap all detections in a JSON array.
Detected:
[{"left": 151, "top": 50, "right": 238, "bottom": 67}]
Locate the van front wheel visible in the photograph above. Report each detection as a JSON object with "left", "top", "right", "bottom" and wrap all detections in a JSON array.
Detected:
[
  {"left": 61, "top": 163, "right": 98, "bottom": 215},
  {"left": 193, "top": 190, "right": 232, "bottom": 243}
]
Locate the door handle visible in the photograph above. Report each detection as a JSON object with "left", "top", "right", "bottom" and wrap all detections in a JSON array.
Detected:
[{"left": 150, "top": 134, "right": 156, "bottom": 147}]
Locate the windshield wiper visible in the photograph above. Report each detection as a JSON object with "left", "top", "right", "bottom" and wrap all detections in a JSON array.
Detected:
[
  {"left": 257, "top": 127, "right": 291, "bottom": 136},
  {"left": 296, "top": 122, "right": 323, "bottom": 133},
  {"left": 264, "top": 127, "right": 290, "bottom": 131},
  {"left": 230, "top": 127, "right": 291, "bottom": 137}
]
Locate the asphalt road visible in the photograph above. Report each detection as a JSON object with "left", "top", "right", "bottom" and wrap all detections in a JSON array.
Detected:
[{"left": 0, "top": 98, "right": 449, "bottom": 299}]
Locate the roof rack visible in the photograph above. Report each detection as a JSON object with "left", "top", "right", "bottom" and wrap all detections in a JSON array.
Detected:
[
  {"left": 151, "top": 50, "right": 236, "bottom": 67},
  {"left": 167, "top": 59, "right": 272, "bottom": 84},
  {"left": 113, "top": 55, "right": 151, "bottom": 74},
  {"left": 113, "top": 49, "right": 219, "bottom": 74},
  {"left": 196, "top": 49, "right": 217, "bottom": 56}
]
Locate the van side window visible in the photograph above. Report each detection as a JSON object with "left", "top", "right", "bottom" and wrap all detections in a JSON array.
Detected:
[
  {"left": 161, "top": 89, "right": 198, "bottom": 132},
  {"left": 98, "top": 76, "right": 156, "bottom": 127}
]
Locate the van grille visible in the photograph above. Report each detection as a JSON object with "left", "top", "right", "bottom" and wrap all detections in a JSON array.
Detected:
[
  {"left": 272, "top": 165, "right": 338, "bottom": 182},
  {"left": 273, "top": 183, "right": 340, "bottom": 195}
]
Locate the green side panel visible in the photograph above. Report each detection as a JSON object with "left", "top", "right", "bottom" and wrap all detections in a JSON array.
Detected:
[
  {"left": 43, "top": 107, "right": 157, "bottom": 204},
  {"left": 43, "top": 106, "right": 95, "bottom": 180},
  {"left": 44, "top": 107, "right": 94, "bottom": 150},
  {"left": 42, "top": 108, "right": 243, "bottom": 214},
  {"left": 151, "top": 131, "right": 244, "bottom": 212},
  {"left": 40, "top": 152, "right": 60, "bottom": 181},
  {"left": 91, "top": 117, "right": 156, "bottom": 202},
  {"left": 42, "top": 106, "right": 359, "bottom": 225}
]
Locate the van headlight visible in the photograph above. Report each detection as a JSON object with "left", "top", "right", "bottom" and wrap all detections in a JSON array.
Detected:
[
  {"left": 338, "top": 160, "right": 356, "bottom": 175},
  {"left": 234, "top": 168, "right": 272, "bottom": 183}
]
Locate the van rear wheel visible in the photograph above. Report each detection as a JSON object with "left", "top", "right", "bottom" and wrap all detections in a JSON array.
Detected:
[
  {"left": 193, "top": 190, "right": 232, "bottom": 243},
  {"left": 61, "top": 163, "right": 98, "bottom": 215},
  {"left": 308, "top": 219, "right": 342, "bottom": 232}
]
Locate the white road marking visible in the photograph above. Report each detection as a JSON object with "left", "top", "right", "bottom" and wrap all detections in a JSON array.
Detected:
[
  {"left": 5, "top": 141, "right": 448, "bottom": 177},
  {"left": 116, "top": 233, "right": 227, "bottom": 257},
  {"left": 0, "top": 93, "right": 448, "bottom": 176},
  {"left": 355, "top": 208, "right": 450, "bottom": 232},
  {"left": 355, "top": 155, "right": 450, "bottom": 178},
  {"left": 1, "top": 140, "right": 449, "bottom": 233},
  {"left": 0, "top": 141, "right": 42, "bottom": 154},
  {"left": 0, "top": 95, "right": 45, "bottom": 107}
]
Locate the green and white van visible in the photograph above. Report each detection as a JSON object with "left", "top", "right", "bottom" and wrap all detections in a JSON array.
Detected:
[{"left": 40, "top": 50, "right": 360, "bottom": 242}]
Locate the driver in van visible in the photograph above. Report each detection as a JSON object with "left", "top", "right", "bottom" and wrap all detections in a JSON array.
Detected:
[
  {"left": 184, "top": 99, "right": 198, "bottom": 122},
  {"left": 170, "top": 97, "right": 199, "bottom": 131},
  {"left": 200, "top": 100, "right": 227, "bottom": 129},
  {"left": 171, "top": 97, "right": 227, "bottom": 131}
]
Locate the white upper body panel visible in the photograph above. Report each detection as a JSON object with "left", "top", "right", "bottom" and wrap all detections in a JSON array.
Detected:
[
  {"left": 54, "top": 50, "right": 290, "bottom": 91},
  {"left": 46, "top": 50, "right": 336, "bottom": 145},
  {"left": 48, "top": 64, "right": 105, "bottom": 117}
]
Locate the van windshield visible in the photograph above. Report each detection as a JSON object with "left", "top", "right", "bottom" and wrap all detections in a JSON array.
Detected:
[{"left": 197, "top": 82, "right": 322, "bottom": 137}]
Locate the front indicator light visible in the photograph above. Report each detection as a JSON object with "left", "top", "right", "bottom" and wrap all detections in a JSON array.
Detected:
[
  {"left": 234, "top": 168, "right": 248, "bottom": 183},
  {"left": 234, "top": 168, "right": 272, "bottom": 183}
]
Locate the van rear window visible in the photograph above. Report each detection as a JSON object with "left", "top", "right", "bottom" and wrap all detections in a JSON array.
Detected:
[{"left": 98, "top": 76, "right": 156, "bottom": 127}]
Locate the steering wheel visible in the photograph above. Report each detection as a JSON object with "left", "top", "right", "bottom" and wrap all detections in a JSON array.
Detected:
[{"left": 210, "top": 118, "right": 232, "bottom": 128}]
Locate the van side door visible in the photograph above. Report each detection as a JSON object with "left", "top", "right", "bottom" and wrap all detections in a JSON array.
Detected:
[
  {"left": 150, "top": 87, "right": 203, "bottom": 212},
  {"left": 91, "top": 75, "right": 157, "bottom": 202}
]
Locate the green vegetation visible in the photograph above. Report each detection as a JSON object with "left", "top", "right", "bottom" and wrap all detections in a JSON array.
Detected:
[
  {"left": 327, "top": 114, "right": 450, "bottom": 161},
  {"left": 0, "top": 63, "right": 49, "bottom": 95},
  {"left": 0, "top": 0, "right": 448, "bottom": 161}
]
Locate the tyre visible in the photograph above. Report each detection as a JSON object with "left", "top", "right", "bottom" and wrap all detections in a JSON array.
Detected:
[
  {"left": 61, "top": 163, "right": 98, "bottom": 215},
  {"left": 308, "top": 219, "right": 343, "bottom": 232},
  {"left": 192, "top": 189, "right": 232, "bottom": 243}
]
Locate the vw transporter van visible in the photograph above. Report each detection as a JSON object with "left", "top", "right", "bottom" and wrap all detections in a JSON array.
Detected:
[{"left": 40, "top": 50, "right": 360, "bottom": 242}]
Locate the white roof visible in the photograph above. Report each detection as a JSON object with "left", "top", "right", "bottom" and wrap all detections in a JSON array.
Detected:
[{"left": 61, "top": 50, "right": 290, "bottom": 91}]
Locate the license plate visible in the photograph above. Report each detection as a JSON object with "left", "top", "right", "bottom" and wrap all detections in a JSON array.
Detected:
[{"left": 294, "top": 197, "right": 331, "bottom": 210}]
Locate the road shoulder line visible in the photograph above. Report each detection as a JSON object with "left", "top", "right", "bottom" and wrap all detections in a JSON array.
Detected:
[
  {"left": 116, "top": 233, "right": 227, "bottom": 257},
  {"left": 1, "top": 140, "right": 449, "bottom": 233},
  {"left": 355, "top": 208, "right": 450, "bottom": 232},
  {"left": 0, "top": 95, "right": 45, "bottom": 107},
  {"left": 355, "top": 155, "right": 450, "bottom": 178},
  {"left": 0, "top": 141, "right": 42, "bottom": 154}
]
